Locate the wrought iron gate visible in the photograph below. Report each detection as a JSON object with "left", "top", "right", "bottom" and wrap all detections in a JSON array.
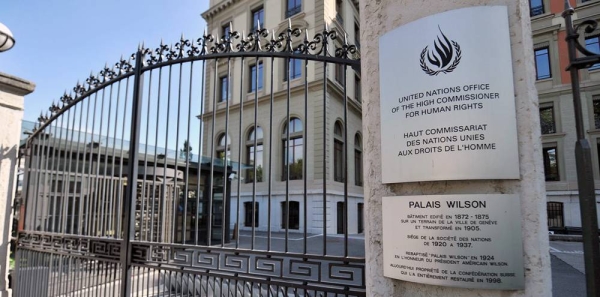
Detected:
[{"left": 14, "top": 24, "right": 364, "bottom": 296}]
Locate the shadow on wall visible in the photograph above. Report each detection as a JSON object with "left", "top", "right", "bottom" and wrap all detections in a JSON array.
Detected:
[{"left": 0, "top": 144, "right": 18, "bottom": 290}]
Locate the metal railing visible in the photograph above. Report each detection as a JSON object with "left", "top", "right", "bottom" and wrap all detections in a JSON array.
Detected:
[{"left": 14, "top": 23, "right": 363, "bottom": 297}]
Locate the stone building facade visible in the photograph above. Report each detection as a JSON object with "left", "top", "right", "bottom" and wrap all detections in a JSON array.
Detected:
[
  {"left": 531, "top": 0, "right": 600, "bottom": 231},
  {"left": 200, "top": 0, "right": 364, "bottom": 234}
]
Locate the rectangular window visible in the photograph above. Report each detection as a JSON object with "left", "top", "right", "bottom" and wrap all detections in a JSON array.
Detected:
[
  {"left": 335, "top": 63, "right": 345, "bottom": 84},
  {"left": 594, "top": 98, "right": 600, "bottom": 129},
  {"left": 355, "top": 149, "right": 363, "bottom": 186},
  {"left": 244, "top": 202, "right": 259, "bottom": 227},
  {"left": 530, "top": 0, "right": 544, "bottom": 16},
  {"left": 585, "top": 36, "right": 600, "bottom": 70},
  {"left": 539, "top": 105, "right": 556, "bottom": 134},
  {"left": 547, "top": 202, "right": 564, "bottom": 228},
  {"left": 334, "top": 140, "right": 344, "bottom": 182},
  {"left": 281, "top": 201, "right": 300, "bottom": 229},
  {"left": 282, "top": 138, "right": 303, "bottom": 180},
  {"left": 542, "top": 146, "right": 559, "bottom": 181},
  {"left": 246, "top": 144, "right": 264, "bottom": 183},
  {"left": 222, "top": 25, "right": 230, "bottom": 38},
  {"left": 335, "top": 0, "right": 344, "bottom": 25},
  {"left": 284, "top": 55, "right": 302, "bottom": 81},
  {"left": 249, "top": 62, "right": 263, "bottom": 92},
  {"left": 252, "top": 7, "right": 264, "bottom": 32},
  {"left": 357, "top": 203, "right": 364, "bottom": 233},
  {"left": 47, "top": 196, "right": 62, "bottom": 232},
  {"left": 286, "top": 0, "right": 302, "bottom": 18},
  {"left": 337, "top": 202, "right": 345, "bottom": 234},
  {"left": 220, "top": 76, "right": 228, "bottom": 102},
  {"left": 534, "top": 47, "right": 551, "bottom": 80},
  {"left": 51, "top": 180, "right": 64, "bottom": 193},
  {"left": 354, "top": 23, "right": 360, "bottom": 49},
  {"left": 355, "top": 74, "right": 361, "bottom": 101}
]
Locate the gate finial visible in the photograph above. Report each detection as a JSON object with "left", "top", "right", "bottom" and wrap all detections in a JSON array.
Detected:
[{"left": 565, "top": 0, "right": 573, "bottom": 11}]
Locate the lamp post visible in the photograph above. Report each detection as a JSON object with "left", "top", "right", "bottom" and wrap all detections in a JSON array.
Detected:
[
  {"left": 0, "top": 22, "right": 15, "bottom": 52},
  {"left": 562, "top": 1, "right": 600, "bottom": 296}
]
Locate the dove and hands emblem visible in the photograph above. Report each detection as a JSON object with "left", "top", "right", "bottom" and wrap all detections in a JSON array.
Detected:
[{"left": 420, "top": 26, "right": 462, "bottom": 76}]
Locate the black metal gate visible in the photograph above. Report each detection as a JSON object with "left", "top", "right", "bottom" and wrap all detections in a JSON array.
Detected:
[{"left": 14, "top": 24, "right": 364, "bottom": 296}]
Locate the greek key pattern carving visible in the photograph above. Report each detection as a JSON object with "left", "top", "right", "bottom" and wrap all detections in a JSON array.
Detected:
[
  {"left": 18, "top": 232, "right": 121, "bottom": 260},
  {"left": 131, "top": 243, "right": 365, "bottom": 291}
]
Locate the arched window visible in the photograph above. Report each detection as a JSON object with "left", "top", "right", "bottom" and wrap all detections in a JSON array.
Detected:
[
  {"left": 216, "top": 133, "right": 231, "bottom": 165},
  {"left": 246, "top": 126, "right": 263, "bottom": 183},
  {"left": 334, "top": 121, "right": 344, "bottom": 182},
  {"left": 282, "top": 117, "right": 303, "bottom": 180},
  {"left": 354, "top": 133, "right": 363, "bottom": 186}
]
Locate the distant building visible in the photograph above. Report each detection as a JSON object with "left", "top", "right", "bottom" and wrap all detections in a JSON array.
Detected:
[
  {"left": 200, "top": 0, "right": 364, "bottom": 234},
  {"left": 19, "top": 120, "right": 231, "bottom": 244},
  {"left": 530, "top": 1, "right": 600, "bottom": 232}
]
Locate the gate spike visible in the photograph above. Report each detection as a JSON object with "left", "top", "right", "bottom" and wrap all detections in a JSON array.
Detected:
[
  {"left": 228, "top": 21, "right": 233, "bottom": 33},
  {"left": 324, "top": 22, "right": 329, "bottom": 32},
  {"left": 257, "top": 19, "right": 261, "bottom": 31},
  {"left": 565, "top": 0, "right": 574, "bottom": 10},
  {"left": 288, "top": 18, "right": 292, "bottom": 29},
  {"left": 344, "top": 32, "right": 348, "bottom": 45}
]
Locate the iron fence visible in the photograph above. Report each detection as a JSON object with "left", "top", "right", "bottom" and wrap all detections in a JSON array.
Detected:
[{"left": 14, "top": 22, "right": 363, "bottom": 296}]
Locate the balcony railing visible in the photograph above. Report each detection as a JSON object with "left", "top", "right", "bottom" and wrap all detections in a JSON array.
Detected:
[
  {"left": 530, "top": 5, "right": 544, "bottom": 17},
  {"left": 285, "top": 6, "right": 301, "bottom": 18}
]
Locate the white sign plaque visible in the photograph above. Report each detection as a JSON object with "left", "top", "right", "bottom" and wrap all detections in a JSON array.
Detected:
[
  {"left": 382, "top": 194, "right": 525, "bottom": 290},
  {"left": 379, "top": 6, "right": 520, "bottom": 183}
]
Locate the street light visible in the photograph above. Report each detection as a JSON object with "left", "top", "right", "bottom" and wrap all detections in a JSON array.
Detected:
[
  {"left": 562, "top": 1, "right": 600, "bottom": 296},
  {"left": 0, "top": 22, "right": 15, "bottom": 52}
]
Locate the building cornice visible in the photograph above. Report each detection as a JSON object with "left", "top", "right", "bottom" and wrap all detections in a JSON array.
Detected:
[
  {"left": 201, "top": 0, "right": 243, "bottom": 21},
  {"left": 532, "top": 23, "right": 561, "bottom": 37}
]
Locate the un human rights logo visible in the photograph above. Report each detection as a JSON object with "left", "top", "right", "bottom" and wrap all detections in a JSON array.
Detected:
[{"left": 420, "top": 27, "right": 462, "bottom": 76}]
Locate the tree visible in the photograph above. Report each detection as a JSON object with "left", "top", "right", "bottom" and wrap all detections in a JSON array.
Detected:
[{"left": 180, "top": 140, "right": 193, "bottom": 160}]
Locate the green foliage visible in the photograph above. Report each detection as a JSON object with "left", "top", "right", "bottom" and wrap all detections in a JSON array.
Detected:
[{"left": 180, "top": 139, "right": 193, "bottom": 160}]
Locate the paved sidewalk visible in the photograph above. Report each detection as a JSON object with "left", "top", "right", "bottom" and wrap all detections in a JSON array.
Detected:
[{"left": 549, "top": 241, "right": 587, "bottom": 297}]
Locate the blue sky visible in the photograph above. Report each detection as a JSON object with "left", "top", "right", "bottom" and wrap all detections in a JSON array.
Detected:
[{"left": 0, "top": 0, "right": 209, "bottom": 122}]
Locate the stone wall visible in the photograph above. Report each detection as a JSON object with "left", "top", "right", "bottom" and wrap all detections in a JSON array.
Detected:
[
  {"left": 359, "top": 1, "right": 552, "bottom": 296},
  {"left": 0, "top": 72, "right": 34, "bottom": 297}
]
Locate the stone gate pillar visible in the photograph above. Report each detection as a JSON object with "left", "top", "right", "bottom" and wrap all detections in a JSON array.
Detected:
[
  {"left": 0, "top": 72, "right": 35, "bottom": 297},
  {"left": 360, "top": 1, "right": 552, "bottom": 296}
]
